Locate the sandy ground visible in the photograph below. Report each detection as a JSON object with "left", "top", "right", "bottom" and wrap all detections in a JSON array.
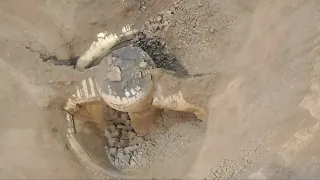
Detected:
[
  {"left": 0, "top": 58, "right": 89, "bottom": 179},
  {"left": 0, "top": 0, "right": 320, "bottom": 179}
]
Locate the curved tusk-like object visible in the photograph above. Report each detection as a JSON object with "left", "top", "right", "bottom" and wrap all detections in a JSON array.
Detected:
[{"left": 75, "top": 25, "right": 139, "bottom": 71}]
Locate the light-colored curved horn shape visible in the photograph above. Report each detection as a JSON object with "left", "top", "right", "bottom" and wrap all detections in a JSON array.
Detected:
[{"left": 75, "top": 25, "right": 139, "bottom": 71}]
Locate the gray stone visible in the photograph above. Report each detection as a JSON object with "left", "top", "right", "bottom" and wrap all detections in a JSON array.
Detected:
[
  {"left": 114, "top": 158, "right": 120, "bottom": 166},
  {"left": 107, "top": 154, "right": 115, "bottom": 163},
  {"left": 130, "top": 136, "right": 144, "bottom": 145},
  {"left": 121, "top": 130, "right": 128, "bottom": 140},
  {"left": 129, "top": 159, "right": 137, "bottom": 166},
  {"left": 119, "top": 139, "right": 129, "bottom": 147},
  {"left": 117, "top": 148, "right": 124, "bottom": 154},
  {"left": 127, "top": 131, "right": 137, "bottom": 140},
  {"left": 124, "top": 145, "right": 138, "bottom": 154},
  {"left": 210, "top": 28, "right": 216, "bottom": 33},
  {"left": 123, "top": 154, "right": 131, "bottom": 165},
  {"left": 111, "top": 129, "right": 120, "bottom": 137},
  {"left": 108, "top": 138, "right": 119, "bottom": 147},
  {"left": 117, "top": 124, "right": 127, "bottom": 130},
  {"left": 109, "top": 148, "right": 117, "bottom": 156},
  {"left": 108, "top": 66, "right": 122, "bottom": 82},
  {"left": 108, "top": 124, "right": 116, "bottom": 131},
  {"left": 117, "top": 152, "right": 130, "bottom": 165}
]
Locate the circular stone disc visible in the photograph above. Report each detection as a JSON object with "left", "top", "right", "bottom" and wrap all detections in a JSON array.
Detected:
[{"left": 95, "top": 47, "right": 156, "bottom": 112}]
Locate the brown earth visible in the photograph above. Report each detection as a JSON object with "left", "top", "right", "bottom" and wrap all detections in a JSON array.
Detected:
[{"left": 0, "top": 0, "right": 320, "bottom": 179}]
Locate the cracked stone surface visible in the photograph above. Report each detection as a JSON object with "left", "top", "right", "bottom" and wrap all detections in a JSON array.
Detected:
[{"left": 95, "top": 46, "right": 156, "bottom": 112}]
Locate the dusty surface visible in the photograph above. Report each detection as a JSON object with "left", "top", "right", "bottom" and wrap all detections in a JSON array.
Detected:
[
  {"left": 102, "top": 106, "right": 204, "bottom": 178},
  {"left": 1, "top": 0, "right": 320, "bottom": 179},
  {"left": 0, "top": 58, "right": 88, "bottom": 179},
  {"left": 0, "top": 0, "right": 145, "bottom": 178}
]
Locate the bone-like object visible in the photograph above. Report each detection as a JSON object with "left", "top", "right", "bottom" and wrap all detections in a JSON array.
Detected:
[
  {"left": 150, "top": 69, "right": 208, "bottom": 121},
  {"left": 64, "top": 77, "right": 102, "bottom": 114},
  {"left": 75, "top": 26, "right": 139, "bottom": 70}
]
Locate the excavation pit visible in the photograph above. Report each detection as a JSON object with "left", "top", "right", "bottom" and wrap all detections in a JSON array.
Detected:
[
  {"left": 63, "top": 27, "right": 208, "bottom": 179},
  {"left": 67, "top": 101, "right": 205, "bottom": 179}
]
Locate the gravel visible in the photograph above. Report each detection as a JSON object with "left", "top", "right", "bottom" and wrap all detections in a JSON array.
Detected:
[
  {"left": 104, "top": 111, "right": 150, "bottom": 171},
  {"left": 104, "top": 107, "right": 204, "bottom": 174}
]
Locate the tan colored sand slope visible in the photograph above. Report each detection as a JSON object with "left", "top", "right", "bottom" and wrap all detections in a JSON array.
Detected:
[{"left": 186, "top": 0, "right": 320, "bottom": 179}]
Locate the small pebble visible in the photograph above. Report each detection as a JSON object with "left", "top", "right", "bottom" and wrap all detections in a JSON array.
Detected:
[
  {"left": 130, "top": 136, "right": 144, "bottom": 145},
  {"left": 124, "top": 120, "right": 131, "bottom": 128},
  {"left": 156, "top": 16, "right": 162, "bottom": 22},
  {"left": 114, "top": 158, "right": 120, "bottom": 166},
  {"left": 117, "top": 152, "right": 130, "bottom": 165},
  {"left": 107, "top": 154, "right": 115, "bottom": 163},
  {"left": 108, "top": 138, "right": 119, "bottom": 147},
  {"left": 108, "top": 124, "right": 116, "bottom": 131},
  {"left": 109, "top": 148, "right": 117, "bottom": 156},
  {"left": 120, "top": 113, "right": 130, "bottom": 120},
  {"left": 111, "top": 129, "right": 120, "bottom": 137},
  {"left": 117, "top": 124, "right": 127, "bottom": 130},
  {"left": 127, "top": 131, "right": 137, "bottom": 140},
  {"left": 117, "top": 148, "right": 124, "bottom": 154},
  {"left": 123, "top": 154, "right": 131, "bottom": 165},
  {"left": 119, "top": 139, "right": 129, "bottom": 147},
  {"left": 210, "top": 28, "right": 216, "bottom": 33},
  {"left": 121, "top": 130, "right": 129, "bottom": 140},
  {"left": 139, "top": 61, "right": 148, "bottom": 68},
  {"left": 129, "top": 159, "right": 137, "bottom": 166}
]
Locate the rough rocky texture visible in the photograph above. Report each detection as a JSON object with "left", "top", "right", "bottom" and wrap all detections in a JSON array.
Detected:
[
  {"left": 135, "top": 0, "right": 235, "bottom": 76},
  {"left": 132, "top": 33, "right": 188, "bottom": 77},
  {"left": 104, "top": 106, "right": 204, "bottom": 176},
  {"left": 104, "top": 110, "right": 149, "bottom": 171}
]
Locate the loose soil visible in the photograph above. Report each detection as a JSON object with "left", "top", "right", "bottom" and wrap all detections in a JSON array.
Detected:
[
  {"left": 0, "top": 0, "right": 320, "bottom": 179},
  {"left": 102, "top": 106, "right": 204, "bottom": 178}
]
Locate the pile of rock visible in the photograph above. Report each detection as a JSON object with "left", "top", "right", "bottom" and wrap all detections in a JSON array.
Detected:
[{"left": 104, "top": 113, "right": 148, "bottom": 171}]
